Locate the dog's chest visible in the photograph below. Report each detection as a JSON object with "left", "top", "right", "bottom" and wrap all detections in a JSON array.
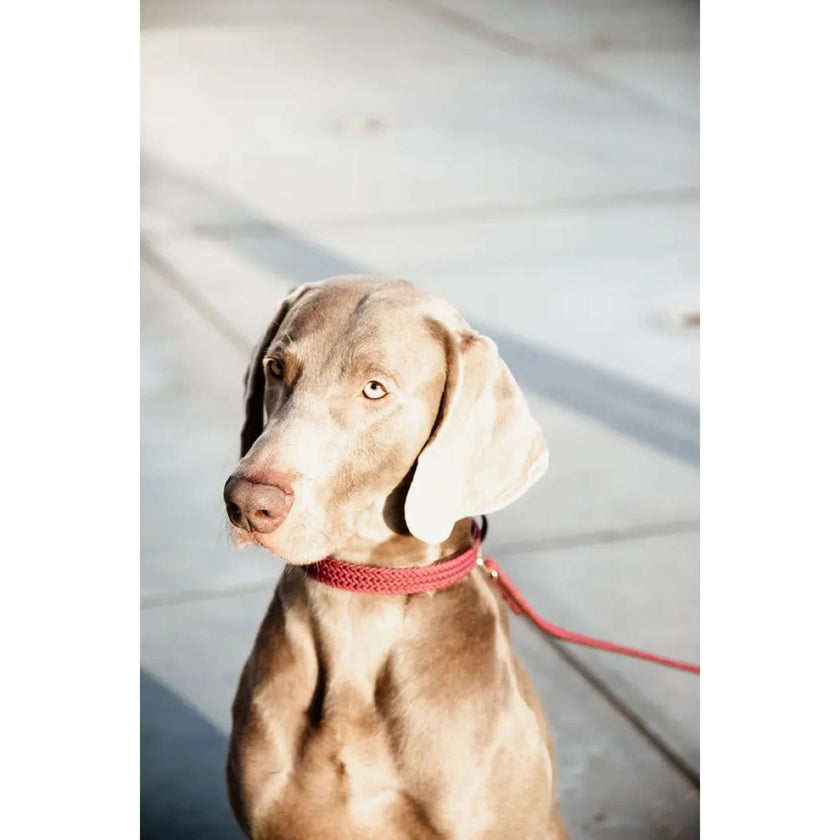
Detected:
[
  {"left": 259, "top": 601, "right": 431, "bottom": 836},
  {"left": 302, "top": 691, "right": 404, "bottom": 817},
  {"left": 255, "top": 679, "right": 441, "bottom": 840},
  {"left": 235, "top": 579, "right": 558, "bottom": 839}
]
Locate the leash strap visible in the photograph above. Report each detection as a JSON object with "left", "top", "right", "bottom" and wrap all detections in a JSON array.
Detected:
[{"left": 482, "top": 556, "right": 700, "bottom": 675}]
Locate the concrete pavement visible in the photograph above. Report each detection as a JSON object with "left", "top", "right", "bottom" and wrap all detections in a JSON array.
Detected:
[{"left": 141, "top": 1, "right": 699, "bottom": 837}]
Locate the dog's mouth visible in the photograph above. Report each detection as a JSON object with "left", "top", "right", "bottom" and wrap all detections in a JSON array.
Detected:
[
  {"left": 228, "top": 523, "right": 281, "bottom": 555},
  {"left": 227, "top": 518, "right": 331, "bottom": 566},
  {"left": 228, "top": 523, "right": 257, "bottom": 550}
]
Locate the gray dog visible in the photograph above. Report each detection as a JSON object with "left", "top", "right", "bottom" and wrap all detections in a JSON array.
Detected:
[{"left": 224, "top": 276, "right": 569, "bottom": 839}]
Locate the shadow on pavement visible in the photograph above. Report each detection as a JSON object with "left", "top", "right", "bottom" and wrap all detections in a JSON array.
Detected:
[
  {"left": 142, "top": 155, "right": 699, "bottom": 467},
  {"left": 141, "top": 669, "right": 242, "bottom": 839}
]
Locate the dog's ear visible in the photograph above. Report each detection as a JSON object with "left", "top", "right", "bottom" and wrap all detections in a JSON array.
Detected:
[
  {"left": 404, "top": 329, "right": 548, "bottom": 544},
  {"left": 240, "top": 285, "right": 311, "bottom": 457}
]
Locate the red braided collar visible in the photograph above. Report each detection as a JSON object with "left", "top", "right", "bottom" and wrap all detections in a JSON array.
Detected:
[{"left": 303, "top": 538, "right": 480, "bottom": 595}]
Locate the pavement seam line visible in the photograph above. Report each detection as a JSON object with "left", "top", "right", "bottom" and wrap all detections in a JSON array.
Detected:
[
  {"left": 144, "top": 187, "right": 700, "bottom": 237},
  {"left": 388, "top": 0, "right": 698, "bottom": 129},
  {"left": 526, "top": 620, "right": 700, "bottom": 788},
  {"left": 493, "top": 519, "right": 699, "bottom": 557},
  {"left": 142, "top": 579, "right": 277, "bottom": 609},
  {"left": 141, "top": 237, "right": 252, "bottom": 355},
  {"left": 141, "top": 519, "right": 698, "bottom": 609}
]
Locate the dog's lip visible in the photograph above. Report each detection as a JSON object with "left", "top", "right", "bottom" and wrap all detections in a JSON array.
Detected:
[
  {"left": 249, "top": 531, "right": 328, "bottom": 566},
  {"left": 249, "top": 531, "right": 295, "bottom": 561},
  {"left": 228, "top": 522, "right": 256, "bottom": 548},
  {"left": 229, "top": 518, "right": 327, "bottom": 565},
  {"left": 251, "top": 532, "right": 278, "bottom": 553}
]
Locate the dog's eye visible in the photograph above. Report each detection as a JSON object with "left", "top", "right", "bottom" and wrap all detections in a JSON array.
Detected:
[
  {"left": 266, "top": 359, "right": 283, "bottom": 379},
  {"left": 362, "top": 381, "right": 388, "bottom": 400}
]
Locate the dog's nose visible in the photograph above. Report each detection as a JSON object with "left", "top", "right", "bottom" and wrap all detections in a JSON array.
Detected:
[{"left": 224, "top": 475, "right": 295, "bottom": 534}]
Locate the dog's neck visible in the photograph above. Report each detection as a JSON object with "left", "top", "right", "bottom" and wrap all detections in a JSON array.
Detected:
[
  {"left": 289, "top": 516, "right": 489, "bottom": 708},
  {"left": 331, "top": 517, "right": 476, "bottom": 568}
]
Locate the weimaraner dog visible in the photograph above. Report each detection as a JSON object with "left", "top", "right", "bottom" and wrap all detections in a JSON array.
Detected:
[{"left": 224, "top": 276, "right": 570, "bottom": 839}]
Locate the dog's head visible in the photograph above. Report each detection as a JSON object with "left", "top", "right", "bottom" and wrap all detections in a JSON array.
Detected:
[{"left": 224, "top": 276, "right": 548, "bottom": 564}]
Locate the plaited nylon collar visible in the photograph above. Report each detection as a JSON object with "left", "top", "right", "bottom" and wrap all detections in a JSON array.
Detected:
[{"left": 303, "top": 525, "right": 482, "bottom": 595}]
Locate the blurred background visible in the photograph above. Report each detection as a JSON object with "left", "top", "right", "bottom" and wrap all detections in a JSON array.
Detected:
[{"left": 141, "top": 1, "right": 699, "bottom": 837}]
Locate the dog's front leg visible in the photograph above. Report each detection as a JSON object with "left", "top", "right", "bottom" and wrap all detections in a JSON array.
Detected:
[{"left": 227, "top": 573, "right": 319, "bottom": 838}]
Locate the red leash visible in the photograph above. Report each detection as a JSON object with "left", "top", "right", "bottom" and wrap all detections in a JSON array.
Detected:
[
  {"left": 305, "top": 523, "right": 699, "bottom": 676},
  {"left": 480, "top": 557, "right": 699, "bottom": 675}
]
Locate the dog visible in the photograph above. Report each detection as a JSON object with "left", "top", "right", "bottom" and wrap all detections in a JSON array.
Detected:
[{"left": 224, "top": 276, "right": 570, "bottom": 839}]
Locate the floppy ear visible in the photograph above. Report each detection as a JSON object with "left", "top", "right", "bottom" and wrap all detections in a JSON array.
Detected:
[
  {"left": 404, "top": 330, "right": 549, "bottom": 544},
  {"left": 240, "top": 285, "right": 311, "bottom": 457}
]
